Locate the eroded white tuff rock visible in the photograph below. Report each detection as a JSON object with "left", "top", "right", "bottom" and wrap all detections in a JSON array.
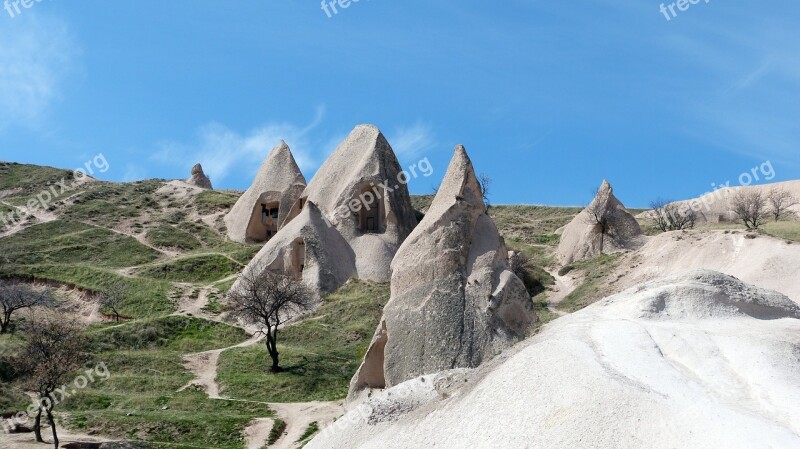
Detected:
[
  {"left": 230, "top": 202, "right": 355, "bottom": 294},
  {"left": 224, "top": 141, "right": 307, "bottom": 243},
  {"left": 233, "top": 125, "right": 417, "bottom": 293},
  {"left": 557, "top": 179, "right": 642, "bottom": 265},
  {"left": 310, "top": 270, "right": 800, "bottom": 449},
  {"left": 185, "top": 163, "right": 213, "bottom": 189},
  {"left": 348, "top": 145, "right": 536, "bottom": 400},
  {"left": 287, "top": 124, "right": 418, "bottom": 282}
]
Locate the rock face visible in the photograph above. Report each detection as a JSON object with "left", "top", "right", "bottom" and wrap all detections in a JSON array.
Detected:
[
  {"left": 557, "top": 180, "right": 642, "bottom": 265},
  {"left": 347, "top": 145, "right": 536, "bottom": 400},
  {"left": 185, "top": 163, "right": 213, "bottom": 189},
  {"left": 224, "top": 141, "right": 307, "bottom": 243},
  {"left": 232, "top": 202, "right": 356, "bottom": 293},
  {"left": 309, "top": 270, "right": 800, "bottom": 449},
  {"left": 287, "top": 124, "right": 418, "bottom": 282},
  {"left": 232, "top": 125, "right": 417, "bottom": 294}
]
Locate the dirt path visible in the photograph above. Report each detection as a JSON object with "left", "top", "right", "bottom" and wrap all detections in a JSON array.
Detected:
[
  {"left": 0, "top": 424, "right": 111, "bottom": 449},
  {"left": 178, "top": 330, "right": 344, "bottom": 449},
  {"left": 0, "top": 200, "right": 58, "bottom": 238},
  {"left": 269, "top": 402, "right": 344, "bottom": 449},
  {"left": 245, "top": 418, "right": 275, "bottom": 449},
  {"left": 178, "top": 333, "right": 263, "bottom": 399},
  {"left": 544, "top": 268, "right": 579, "bottom": 316}
]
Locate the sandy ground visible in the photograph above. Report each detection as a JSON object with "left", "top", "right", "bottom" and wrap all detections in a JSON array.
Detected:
[
  {"left": 543, "top": 268, "right": 578, "bottom": 316},
  {"left": 0, "top": 425, "right": 111, "bottom": 449},
  {"left": 612, "top": 230, "right": 800, "bottom": 304}
]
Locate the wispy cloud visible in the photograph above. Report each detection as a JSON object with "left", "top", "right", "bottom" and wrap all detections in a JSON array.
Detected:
[
  {"left": 388, "top": 123, "right": 436, "bottom": 161},
  {"left": 152, "top": 107, "right": 325, "bottom": 184},
  {"left": 0, "top": 14, "right": 78, "bottom": 129}
]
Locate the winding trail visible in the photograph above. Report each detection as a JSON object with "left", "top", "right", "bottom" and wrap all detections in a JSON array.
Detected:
[
  {"left": 177, "top": 330, "right": 344, "bottom": 449},
  {"left": 544, "top": 267, "right": 579, "bottom": 317}
]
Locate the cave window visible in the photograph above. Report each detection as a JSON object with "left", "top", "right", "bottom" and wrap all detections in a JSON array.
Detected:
[{"left": 357, "top": 184, "right": 384, "bottom": 234}]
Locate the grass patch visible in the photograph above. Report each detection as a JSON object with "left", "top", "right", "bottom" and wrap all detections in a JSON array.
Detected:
[
  {"left": 0, "top": 333, "right": 28, "bottom": 414},
  {"left": 178, "top": 221, "right": 263, "bottom": 264},
  {"left": 531, "top": 294, "right": 560, "bottom": 326},
  {"left": 0, "top": 162, "right": 76, "bottom": 195},
  {"left": 218, "top": 280, "right": 390, "bottom": 402},
  {"left": 59, "top": 317, "right": 269, "bottom": 449},
  {"left": 0, "top": 265, "right": 174, "bottom": 318},
  {"left": 297, "top": 421, "right": 319, "bottom": 444},
  {"left": 0, "top": 202, "right": 15, "bottom": 215},
  {"left": 762, "top": 220, "right": 800, "bottom": 242},
  {"left": 195, "top": 191, "right": 239, "bottom": 215},
  {"left": 557, "top": 253, "right": 622, "bottom": 313},
  {"left": 89, "top": 315, "right": 249, "bottom": 352},
  {"left": 64, "top": 181, "right": 164, "bottom": 225},
  {"left": 146, "top": 224, "right": 202, "bottom": 251},
  {"left": 492, "top": 205, "right": 581, "bottom": 247},
  {"left": 137, "top": 255, "right": 242, "bottom": 284},
  {"left": 0, "top": 220, "right": 160, "bottom": 268},
  {"left": 268, "top": 419, "right": 287, "bottom": 445}
]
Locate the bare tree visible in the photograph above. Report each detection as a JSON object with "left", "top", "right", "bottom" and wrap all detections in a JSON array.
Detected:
[
  {"left": 18, "top": 316, "right": 87, "bottom": 448},
  {"left": 227, "top": 269, "right": 315, "bottom": 372},
  {"left": 478, "top": 173, "right": 492, "bottom": 213},
  {"left": 766, "top": 188, "right": 798, "bottom": 222},
  {"left": 0, "top": 282, "right": 55, "bottom": 334},
  {"left": 649, "top": 198, "right": 697, "bottom": 232},
  {"left": 99, "top": 279, "right": 127, "bottom": 322},
  {"left": 509, "top": 251, "right": 530, "bottom": 279},
  {"left": 731, "top": 190, "right": 767, "bottom": 230}
]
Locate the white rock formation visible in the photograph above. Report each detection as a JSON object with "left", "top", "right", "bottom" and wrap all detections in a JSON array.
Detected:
[
  {"left": 347, "top": 145, "right": 536, "bottom": 400},
  {"left": 610, "top": 229, "right": 800, "bottom": 305},
  {"left": 287, "top": 124, "right": 418, "bottom": 282},
  {"left": 232, "top": 125, "right": 417, "bottom": 293},
  {"left": 309, "top": 270, "right": 800, "bottom": 449},
  {"left": 185, "top": 163, "right": 213, "bottom": 189},
  {"left": 232, "top": 202, "right": 355, "bottom": 293},
  {"left": 224, "top": 141, "right": 307, "bottom": 243},
  {"left": 557, "top": 179, "right": 642, "bottom": 265}
]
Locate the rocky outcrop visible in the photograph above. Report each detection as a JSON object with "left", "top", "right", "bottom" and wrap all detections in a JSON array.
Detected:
[
  {"left": 230, "top": 202, "right": 356, "bottom": 294},
  {"left": 232, "top": 125, "right": 417, "bottom": 293},
  {"left": 185, "top": 163, "right": 213, "bottom": 189},
  {"left": 556, "top": 180, "right": 642, "bottom": 265},
  {"left": 287, "top": 124, "right": 418, "bottom": 282},
  {"left": 224, "top": 141, "right": 307, "bottom": 243},
  {"left": 347, "top": 145, "right": 536, "bottom": 400},
  {"left": 309, "top": 271, "right": 800, "bottom": 449}
]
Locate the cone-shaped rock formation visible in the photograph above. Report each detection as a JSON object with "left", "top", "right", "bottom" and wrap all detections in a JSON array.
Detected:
[
  {"left": 224, "top": 141, "right": 307, "bottom": 243},
  {"left": 557, "top": 180, "right": 642, "bottom": 265},
  {"left": 347, "top": 145, "right": 537, "bottom": 401}
]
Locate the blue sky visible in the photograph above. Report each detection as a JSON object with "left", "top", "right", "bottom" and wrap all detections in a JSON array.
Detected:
[{"left": 1, "top": 0, "right": 798, "bottom": 207}]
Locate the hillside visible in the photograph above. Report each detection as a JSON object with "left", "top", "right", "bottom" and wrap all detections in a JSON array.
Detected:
[
  {"left": 0, "top": 162, "right": 389, "bottom": 449},
  {"left": 2, "top": 161, "right": 800, "bottom": 448}
]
